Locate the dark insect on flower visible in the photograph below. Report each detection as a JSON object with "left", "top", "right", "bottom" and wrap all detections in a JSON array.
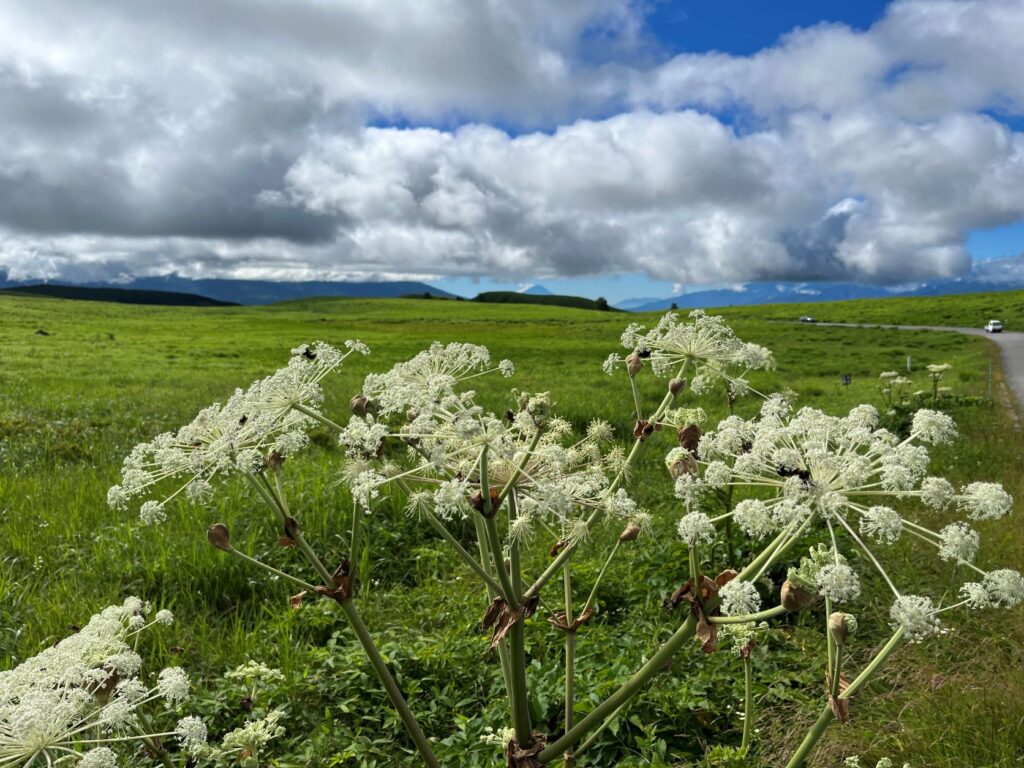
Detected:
[
  {"left": 302, "top": 348, "right": 317, "bottom": 360},
  {"left": 777, "top": 466, "right": 812, "bottom": 484}
]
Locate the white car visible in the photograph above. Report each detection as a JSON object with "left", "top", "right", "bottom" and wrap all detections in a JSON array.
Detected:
[{"left": 984, "top": 319, "right": 1004, "bottom": 333}]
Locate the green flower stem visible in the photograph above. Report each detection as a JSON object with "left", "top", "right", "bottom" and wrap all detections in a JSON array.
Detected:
[
  {"left": 629, "top": 375, "right": 644, "bottom": 420},
  {"left": 135, "top": 718, "right": 174, "bottom": 768},
  {"left": 509, "top": 492, "right": 524, "bottom": 599},
  {"left": 291, "top": 402, "right": 345, "bottom": 432},
  {"left": 524, "top": 364, "right": 686, "bottom": 602},
  {"left": 563, "top": 565, "right": 577, "bottom": 768},
  {"left": 688, "top": 545, "right": 704, "bottom": 609},
  {"left": 741, "top": 655, "right": 754, "bottom": 750},
  {"left": 575, "top": 701, "right": 629, "bottom": 757},
  {"left": 825, "top": 596, "right": 835, "bottom": 674},
  {"left": 250, "top": 473, "right": 335, "bottom": 586},
  {"left": 479, "top": 447, "right": 519, "bottom": 607},
  {"left": 350, "top": 501, "right": 363, "bottom": 597},
  {"left": 497, "top": 428, "right": 544, "bottom": 507},
  {"left": 784, "top": 629, "right": 906, "bottom": 768},
  {"left": 580, "top": 538, "right": 621, "bottom": 618},
  {"left": 508, "top": 618, "right": 534, "bottom": 747},
  {"left": 472, "top": 511, "right": 518, "bottom": 724},
  {"left": 830, "top": 643, "right": 843, "bottom": 700},
  {"left": 710, "top": 604, "right": 788, "bottom": 624},
  {"left": 540, "top": 527, "right": 800, "bottom": 762},
  {"left": 224, "top": 546, "right": 318, "bottom": 592},
  {"left": 338, "top": 598, "right": 440, "bottom": 768},
  {"left": 422, "top": 510, "right": 506, "bottom": 597}
]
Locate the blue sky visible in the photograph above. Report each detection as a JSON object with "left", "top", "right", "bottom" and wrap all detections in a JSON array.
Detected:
[{"left": 1, "top": 0, "right": 1023, "bottom": 296}]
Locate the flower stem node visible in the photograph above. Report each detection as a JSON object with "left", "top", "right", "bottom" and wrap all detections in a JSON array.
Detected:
[
  {"left": 669, "top": 377, "right": 688, "bottom": 397},
  {"left": 504, "top": 732, "right": 548, "bottom": 768},
  {"left": 207, "top": 523, "right": 232, "bottom": 552},
  {"left": 471, "top": 487, "right": 502, "bottom": 518},
  {"left": 633, "top": 419, "right": 655, "bottom": 440}
]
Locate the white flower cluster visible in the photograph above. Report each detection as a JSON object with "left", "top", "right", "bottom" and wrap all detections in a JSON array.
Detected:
[
  {"left": 607, "top": 310, "right": 774, "bottom": 393},
  {"left": 0, "top": 598, "right": 191, "bottom": 768},
  {"left": 344, "top": 342, "right": 646, "bottom": 544},
  {"left": 674, "top": 395, "right": 1019, "bottom": 636},
  {"left": 109, "top": 340, "right": 368, "bottom": 523}
]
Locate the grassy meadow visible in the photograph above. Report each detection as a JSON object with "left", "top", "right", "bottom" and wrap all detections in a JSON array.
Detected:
[
  {"left": 1, "top": 293, "right": 1022, "bottom": 767},
  {"left": 726, "top": 288, "right": 1024, "bottom": 330}
]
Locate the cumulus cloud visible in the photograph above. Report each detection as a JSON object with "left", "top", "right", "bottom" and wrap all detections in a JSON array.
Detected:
[{"left": 1, "top": 0, "right": 1023, "bottom": 286}]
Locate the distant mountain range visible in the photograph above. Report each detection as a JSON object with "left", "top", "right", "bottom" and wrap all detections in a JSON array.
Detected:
[
  {"left": 622, "top": 278, "right": 1024, "bottom": 312},
  {"left": 0, "top": 272, "right": 454, "bottom": 305}
]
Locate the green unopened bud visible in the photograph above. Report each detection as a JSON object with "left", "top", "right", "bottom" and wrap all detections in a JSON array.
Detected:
[{"left": 207, "top": 523, "right": 232, "bottom": 552}]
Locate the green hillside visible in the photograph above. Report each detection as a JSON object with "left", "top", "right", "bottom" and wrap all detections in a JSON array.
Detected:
[
  {"left": 0, "top": 293, "right": 1021, "bottom": 767},
  {"left": 0, "top": 283, "right": 236, "bottom": 306},
  {"left": 473, "top": 290, "right": 616, "bottom": 311}
]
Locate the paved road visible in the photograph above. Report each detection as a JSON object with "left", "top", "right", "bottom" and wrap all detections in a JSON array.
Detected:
[{"left": 810, "top": 322, "right": 1024, "bottom": 409}]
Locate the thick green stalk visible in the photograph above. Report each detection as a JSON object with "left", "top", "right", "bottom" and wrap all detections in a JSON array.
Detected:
[
  {"left": 710, "top": 604, "right": 788, "bottom": 624},
  {"left": 339, "top": 599, "right": 440, "bottom": 768},
  {"left": 784, "top": 629, "right": 906, "bottom": 767},
  {"left": 350, "top": 501, "right": 363, "bottom": 597},
  {"left": 563, "top": 565, "right": 576, "bottom": 768},
  {"left": 741, "top": 656, "right": 754, "bottom": 750},
  {"left": 472, "top": 512, "right": 517, "bottom": 718}
]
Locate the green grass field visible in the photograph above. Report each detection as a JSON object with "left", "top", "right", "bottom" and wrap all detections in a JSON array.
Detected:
[
  {"left": 725, "top": 288, "right": 1024, "bottom": 330},
  {"left": 2, "top": 294, "right": 1022, "bottom": 767}
]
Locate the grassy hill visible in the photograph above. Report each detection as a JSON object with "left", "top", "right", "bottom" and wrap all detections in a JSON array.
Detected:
[
  {"left": 0, "top": 293, "right": 1021, "bottom": 767},
  {"left": 0, "top": 283, "right": 235, "bottom": 307},
  {"left": 723, "top": 288, "right": 1024, "bottom": 329},
  {"left": 473, "top": 290, "right": 617, "bottom": 311}
]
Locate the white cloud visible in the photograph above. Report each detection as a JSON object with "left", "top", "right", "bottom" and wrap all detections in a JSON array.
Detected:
[{"left": 1, "top": 0, "right": 1023, "bottom": 286}]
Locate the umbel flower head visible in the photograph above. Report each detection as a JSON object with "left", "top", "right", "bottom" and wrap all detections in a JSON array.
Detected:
[
  {"left": 604, "top": 310, "right": 774, "bottom": 395},
  {"left": 0, "top": 598, "right": 190, "bottom": 768},
  {"left": 677, "top": 397, "right": 1020, "bottom": 638},
  {"left": 108, "top": 340, "right": 368, "bottom": 522},
  {"left": 340, "top": 343, "right": 648, "bottom": 543}
]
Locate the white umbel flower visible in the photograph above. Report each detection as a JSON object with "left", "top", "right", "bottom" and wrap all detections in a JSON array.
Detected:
[
  {"left": 816, "top": 563, "right": 861, "bottom": 603},
  {"left": 79, "top": 747, "right": 118, "bottom": 768},
  {"left": 858, "top": 506, "right": 902, "bottom": 544},
  {"left": 718, "top": 579, "right": 762, "bottom": 617},
  {"left": 889, "top": 594, "right": 940, "bottom": 640},
  {"left": 157, "top": 668, "right": 190, "bottom": 703},
  {"left": 677, "top": 511, "right": 715, "bottom": 546},
  {"left": 911, "top": 409, "right": 957, "bottom": 444},
  {"left": 958, "top": 482, "right": 1013, "bottom": 520},
  {"left": 937, "top": 523, "right": 979, "bottom": 563},
  {"left": 733, "top": 499, "right": 774, "bottom": 540}
]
